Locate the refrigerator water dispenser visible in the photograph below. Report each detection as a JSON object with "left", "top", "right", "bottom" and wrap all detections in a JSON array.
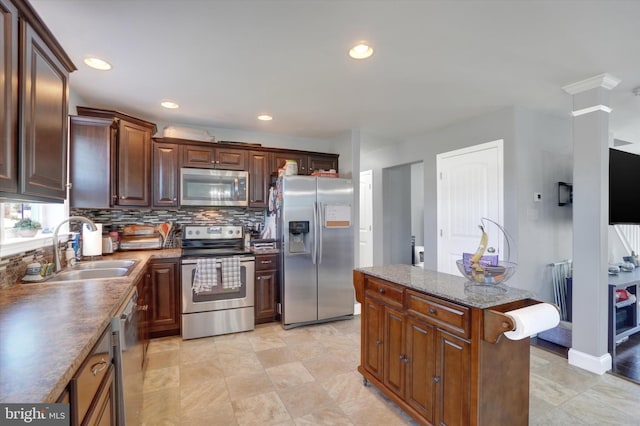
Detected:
[{"left": 288, "top": 221, "right": 309, "bottom": 253}]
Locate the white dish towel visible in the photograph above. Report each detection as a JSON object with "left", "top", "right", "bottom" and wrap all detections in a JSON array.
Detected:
[
  {"left": 221, "top": 257, "right": 242, "bottom": 289},
  {"left": 193, "top": 258, "right": 218, "bottom": 294}
]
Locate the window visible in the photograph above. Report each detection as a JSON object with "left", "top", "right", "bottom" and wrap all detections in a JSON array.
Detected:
[{"left": 0, "top": 202, "right": 67, "bottom": 256}]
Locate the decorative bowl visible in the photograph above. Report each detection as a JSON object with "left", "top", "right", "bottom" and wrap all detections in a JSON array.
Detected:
[{"left": 455, "top": 259, "right": 517, "bottom": 285}]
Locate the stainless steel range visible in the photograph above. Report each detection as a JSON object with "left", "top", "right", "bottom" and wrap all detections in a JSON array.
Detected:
[{"left": 181, "top": 224, "right": 255, "bottom": 339}]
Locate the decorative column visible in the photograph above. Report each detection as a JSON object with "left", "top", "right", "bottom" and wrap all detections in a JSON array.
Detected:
[{"left": 562, "top": 73, "right": 620, "bottom": 374}]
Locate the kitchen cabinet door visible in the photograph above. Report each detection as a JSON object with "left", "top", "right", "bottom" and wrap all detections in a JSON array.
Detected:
[
  {"left": 0, "top": 0, "right": 18, "bottom": 194},
  {"left": 249, "top": 150, "right": 270, "bottom": 208},
  {"left": 307, "top": 153, "right": 338, "bottom": 174},
  {"left": 383, "top": 306, "right": 405, "bottom": 398},
  {"left": 153, "top": 142, "right": 179, "bottom": 207},
  {"left": 69, "top": 116, "right": 116, "bottom": 208},
  {"left": 435, "top": 329, "right": 470, "bottom": 426},
  {"left": 405, "top": 317, "right": 436, "bottom": 423},
  {"left": 255, "top": 270, "right": 277, "bottom": 322},
  {"left": 181, "top": 144, "right": 215, "bottom": 168},
  {"left": 148, "top": 259, "right": 180, "bottom": 338},
  {"left": 19, "top": 18, "right": 69, "bottom": 201},
  {"left": 272, "top": 152, "right": 308, "bottom": 175},
  {"left": 362, "top": 298, "right": 384, "bottom": 382},
  {"left": 117, "top": 119, "right": 152, "bottom": 206},
  {"left": 216, "top": 147, "right": 247, "bottom": 170}
]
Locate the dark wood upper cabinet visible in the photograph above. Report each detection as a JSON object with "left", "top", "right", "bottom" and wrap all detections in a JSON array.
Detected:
[
  {"left": 0, "top": 0, "right": 75, "bottom": 202},
  {"left": 153, "top": 142, "right": 179, "bottom": 207},
  {"left": 307, "top": 153, "right": 338, "bottom": 174},
  {"left": 117, "top": 120, "right": 153, "bottom": 206},
  {"left": 271, "top": 152, "right": 308, "bottom": 175},
  {"left": 181, "top": 144, "right": 247, "bottom": 170},
  {"left": 72, "top": 107, "right": 156, "bottom": 208},
  {"left": 0, "top": 0, "right": 18, "bottom": 194},
  {"left": 69, "top": 116, "right": 116, "bottom": 208},
  {"left": 248, "top": 150, "right": 269, "bottom": 208}
]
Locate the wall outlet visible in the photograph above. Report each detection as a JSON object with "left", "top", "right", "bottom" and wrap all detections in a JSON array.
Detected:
[{"left": 534, "top": 192, "right": 542, "bottom": 202}]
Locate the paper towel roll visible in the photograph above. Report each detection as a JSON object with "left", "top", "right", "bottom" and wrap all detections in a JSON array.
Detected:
[
  {"left": 503, "top": 303, "right": 560, "bottom": 340},
  {"left": 82, "top": 223, "right": 102, "bottom": 256}
]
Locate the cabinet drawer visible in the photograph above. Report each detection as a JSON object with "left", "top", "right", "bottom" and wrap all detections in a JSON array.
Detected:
[
  {"left": 255, "top": 254, "right": 278, "bottom": 271},
  {"left": 364, "top": 276, "right": 403, "bottom": 308},
  {"left": 406, "top": 290, "right": 470, "bottom": 338},
  {"left": 70, "top": 328, "right": 112, "bottom": 423}
]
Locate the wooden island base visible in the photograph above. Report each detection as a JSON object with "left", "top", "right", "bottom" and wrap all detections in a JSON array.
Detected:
[{"left": 354, "top": 267, "right": 539, "bottom": 426}]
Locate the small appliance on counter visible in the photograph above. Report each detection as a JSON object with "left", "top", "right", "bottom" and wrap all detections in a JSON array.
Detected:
[{"left": 119, "top": 224, "right": 163, "bottom": 250}]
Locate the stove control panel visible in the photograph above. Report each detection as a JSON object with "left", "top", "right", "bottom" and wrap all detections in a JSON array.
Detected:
[{"left": 183, "top": 225, "right": 243, "bottom": 240}]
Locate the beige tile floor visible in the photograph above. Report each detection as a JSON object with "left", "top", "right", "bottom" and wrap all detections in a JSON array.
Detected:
[{"left": 141, "top": 317, "right": 640, "bottom": 425}]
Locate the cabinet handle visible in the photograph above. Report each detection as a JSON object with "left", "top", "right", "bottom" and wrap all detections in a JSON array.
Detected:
[
  {"left": 120, "top": 196, "right": 127, "bottom": 200},
  {"left": 429, "top": 308, "right": 437, "bottom": 314},
  {"left": 173, "top": 198, "right": 177, "bottom": 201},
  {"left": 91, "top": 359, "right": 108, "bottom": 376},
  {"left": 137, "top": 304, "right": 148, "bottom": 311},
  {"left": 433, "top": 376, "right": 440, "bottom": 383},
  {"left": 257, "top": 276, "right": 262, "bottom": 280},
  {"left": 261, "top": 260, "right": 272, "bottom": 264},
  {"left": 375, "top": 339, "right": 382, "bottom": 346},
  {"left": 403, "top": 356, "right": 410, "bottom": 364},
  {"left": 398, "top": 354, "right": 404, "bottom": 360},
  {"left": 379, "top": 288, "right": 385, "bottom": 294}
]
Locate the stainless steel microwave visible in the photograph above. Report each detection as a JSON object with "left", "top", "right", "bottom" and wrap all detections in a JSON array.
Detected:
[{"left": 180, "top": 168, "right": 249, "bottom": 207}]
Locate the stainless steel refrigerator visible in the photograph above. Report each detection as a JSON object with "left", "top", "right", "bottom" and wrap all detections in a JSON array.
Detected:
[{"left": 278, "top": 176, "right": 354, "bottom": 328}]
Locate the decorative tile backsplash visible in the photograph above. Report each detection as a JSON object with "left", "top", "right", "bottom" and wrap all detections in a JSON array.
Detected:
[{"left": 0, "top": 207, "right": 266, "bottom": 289}]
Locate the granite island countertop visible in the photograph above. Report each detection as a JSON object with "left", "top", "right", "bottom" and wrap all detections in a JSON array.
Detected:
[
  {"left": 0, "top": 249, "right": 181, "bottom": 403},
  {"left": 356, "top": 264, "right": 535, "bottom": 309}
]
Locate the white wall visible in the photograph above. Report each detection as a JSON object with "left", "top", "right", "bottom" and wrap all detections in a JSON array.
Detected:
[
  {"left": 411, "top": 162, "right": 424, "bottom": 246},
  {"left": 360, "top": 106, "right": 574, "bottom": 299},
  {"left": 382, "top": 164, "right": 412, "bottom": 264}
]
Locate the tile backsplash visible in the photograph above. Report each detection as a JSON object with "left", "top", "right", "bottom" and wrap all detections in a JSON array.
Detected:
[{"left": 0, "top": 207, "right": 266, "bottom": 289}]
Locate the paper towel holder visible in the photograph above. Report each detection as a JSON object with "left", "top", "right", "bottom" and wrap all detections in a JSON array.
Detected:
[
  {"left": 484, "top": 301, "right": 561, "bottom": 344},
  {"left": 484, "top": 309, "right": 517, "bottom": 344}
]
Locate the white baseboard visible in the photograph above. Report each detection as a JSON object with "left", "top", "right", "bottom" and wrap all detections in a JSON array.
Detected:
[
  {"left": 354, "top": 302, "right": 361, "bottom": 315},
  {"left": 567, "top": 348, "right": 612, "bottom": 375}
]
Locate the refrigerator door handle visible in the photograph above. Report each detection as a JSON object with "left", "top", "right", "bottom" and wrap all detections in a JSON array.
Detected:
[
  {"left": 312, "top": 201, "right": 318, "bottom": 264},
  {"left": 318, "top": 202, "right": 323, "bottom": 264}
]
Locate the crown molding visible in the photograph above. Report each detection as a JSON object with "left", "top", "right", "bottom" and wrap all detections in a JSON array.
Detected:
[{"left": 562, "top": 73, "right": 621, "bottom": 95}]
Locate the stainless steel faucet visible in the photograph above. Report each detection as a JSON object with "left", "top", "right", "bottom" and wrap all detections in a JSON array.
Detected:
[{"left": 52, "top": 216, "right": 98, "bottom": 272}]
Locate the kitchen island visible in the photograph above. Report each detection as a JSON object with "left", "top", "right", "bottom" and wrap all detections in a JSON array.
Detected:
[
  {"left": 354, "top": 265, "right": 538, "bottom": 426},
  {"left": 0, "top": 249, "right": 180, "bottom": 404}
]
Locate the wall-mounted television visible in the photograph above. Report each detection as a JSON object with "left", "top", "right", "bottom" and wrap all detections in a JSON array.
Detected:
[{"left": 609, "top": 148, "right": 640, "bottom": 224}]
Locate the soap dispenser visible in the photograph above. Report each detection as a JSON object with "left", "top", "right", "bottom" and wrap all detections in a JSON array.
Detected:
[{"left": 65, "top": 242, "right": 76, "bottom": 266}]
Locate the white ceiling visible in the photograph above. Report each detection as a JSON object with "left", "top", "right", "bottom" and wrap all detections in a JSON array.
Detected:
[{"left": 30, "top": 0, "right": 640, "bottom": 150}]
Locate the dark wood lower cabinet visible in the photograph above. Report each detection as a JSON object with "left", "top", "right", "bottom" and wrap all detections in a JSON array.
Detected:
[
  {"left": 148, "top": 258, "right": 180, "bottom": 338},
  {"left": 355, "top": 271, "right": 533, "bottom": 426},
  {"left": 255, "top": 253, "right": 279, "bottom": 324}
]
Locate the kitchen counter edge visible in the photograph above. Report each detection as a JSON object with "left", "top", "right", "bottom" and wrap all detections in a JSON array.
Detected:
[
  {"left": 0, "top": 249, "right": 181, "bottom": 403},
  {"left": 355, "top": 264, "right": 535, "bottom": 309}
]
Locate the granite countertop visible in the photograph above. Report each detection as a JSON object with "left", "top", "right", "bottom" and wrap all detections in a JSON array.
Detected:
[
  {"left": 356, "top": 264, "right": 535, "bottom": 309},
  {"left": 0, "top": 249, "right": 181, "bottom": 403}
]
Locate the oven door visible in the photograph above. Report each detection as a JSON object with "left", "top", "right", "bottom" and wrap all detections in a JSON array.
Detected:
[
  {"left": 181, "top": 255, "right": 255, "bottom": 313},
  {"left": 180, "top": 168, "right": 249, "bottom": 207}
]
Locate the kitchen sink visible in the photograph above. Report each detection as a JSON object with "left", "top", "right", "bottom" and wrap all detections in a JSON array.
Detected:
[
  {"left": 43, "top": 259, "right": 139, "bottom": 283},
  {"left": 48, "top": 268, "right": 131, "bottom": 282},
  {"left": 72, "top": 260, "right": 138, "bottom": 270}
]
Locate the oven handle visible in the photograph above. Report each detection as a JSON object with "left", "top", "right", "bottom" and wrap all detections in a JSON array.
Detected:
[{"left": 181, "top": 256, "right": 255, "bottom": 265}]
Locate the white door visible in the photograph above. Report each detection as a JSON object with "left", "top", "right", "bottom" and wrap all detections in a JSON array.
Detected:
[
  {"left": 437, "top": 140, "right": 503, "bottom": 275},
  {"left": 359, "top": 170, "right": 373, "bottom": 267}
]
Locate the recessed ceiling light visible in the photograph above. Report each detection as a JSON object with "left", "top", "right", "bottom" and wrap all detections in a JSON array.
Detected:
[
  {"left": 257, "top": 115, "right": 273, "bottom": 121},
  {"left": 349, "top": 42, "right": 373, "bottom": 59},
  {"left": 161, "top": 100, "right": 179, "bottom": 109},
  {"left": 83, "top": 57, "right": 112, "bottom": 70}
]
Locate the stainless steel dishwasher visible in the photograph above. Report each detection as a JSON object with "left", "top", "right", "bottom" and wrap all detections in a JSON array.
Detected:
[{"left": 112, "top": 287, "right": 143, "bottom": 426}]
